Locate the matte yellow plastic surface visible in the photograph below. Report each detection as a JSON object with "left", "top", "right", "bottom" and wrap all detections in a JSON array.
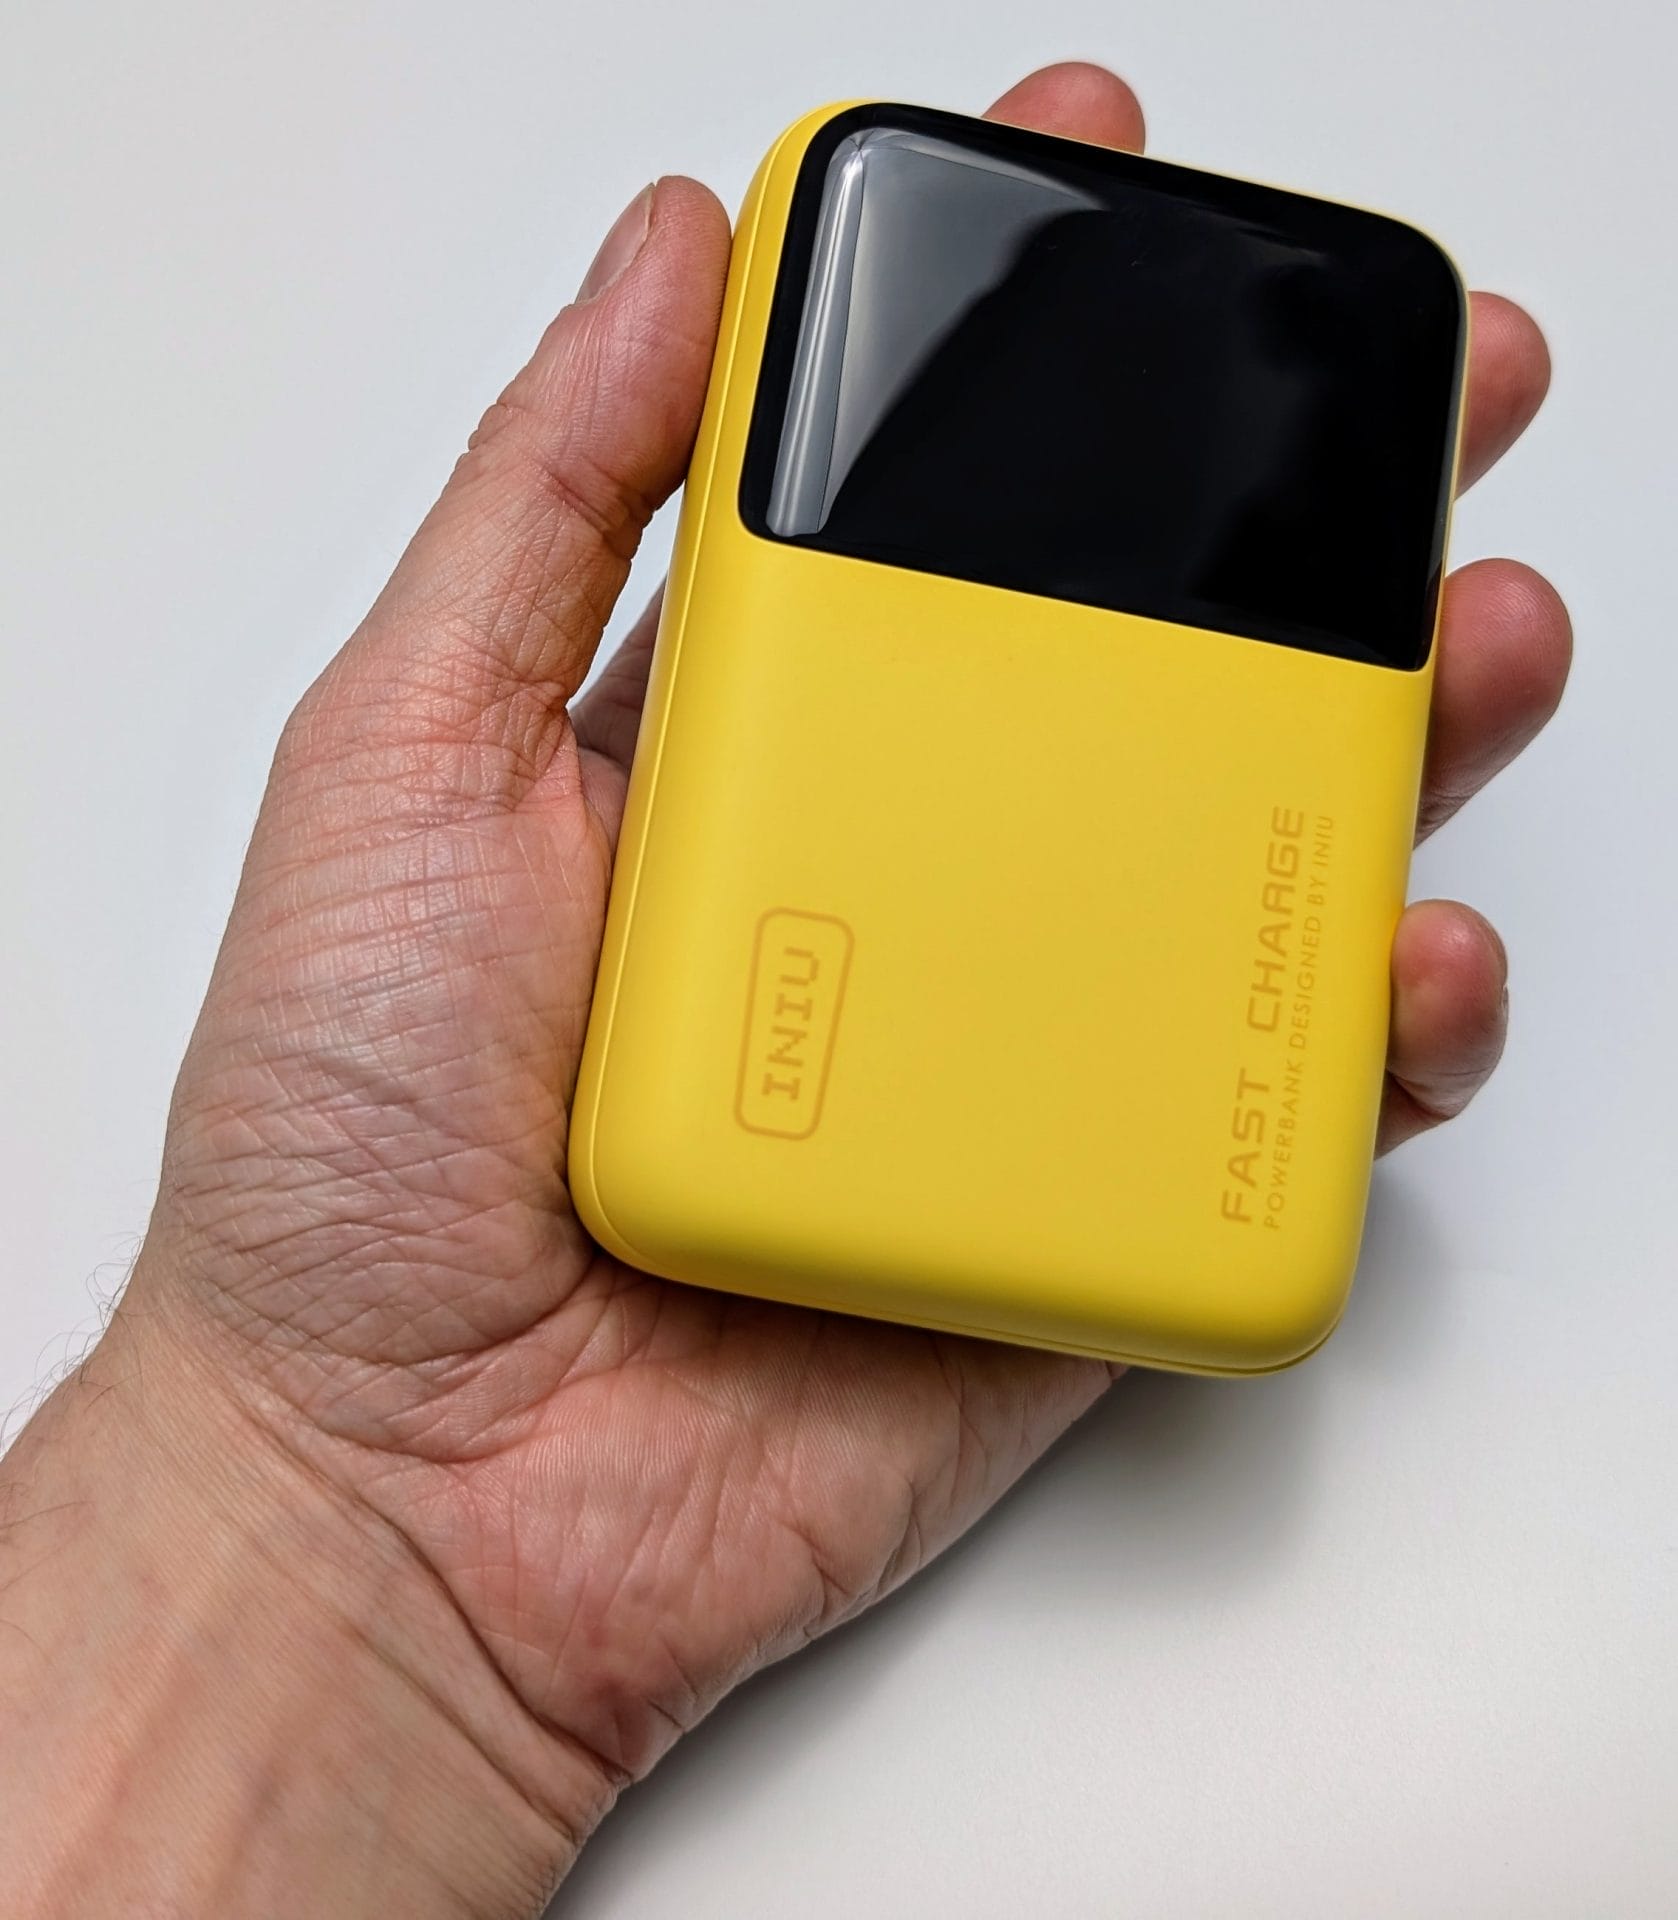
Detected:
[{"left": 570, "top": 105, "right": 1461, "bottom": 1375}]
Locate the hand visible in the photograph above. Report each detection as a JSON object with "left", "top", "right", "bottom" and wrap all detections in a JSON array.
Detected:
[{"left": 0, "top": 62, "right": 1568, "bottom": 1917}]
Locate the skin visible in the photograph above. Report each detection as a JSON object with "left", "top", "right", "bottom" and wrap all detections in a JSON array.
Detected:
[{"left": 0, "top": 62, "right": 1569, "bottom": 1918}]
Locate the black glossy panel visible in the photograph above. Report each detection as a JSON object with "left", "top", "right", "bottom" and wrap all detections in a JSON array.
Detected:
[{"left": 740, "top": 106, "right": 1465, "bottom": 670}]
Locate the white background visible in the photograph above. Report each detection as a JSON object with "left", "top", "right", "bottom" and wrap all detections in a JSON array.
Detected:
[{"left": 3, "top": 2, "right": 1674, "bottom": 1914}]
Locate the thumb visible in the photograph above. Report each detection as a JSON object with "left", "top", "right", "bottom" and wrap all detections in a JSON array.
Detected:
[{"left": 281, "top": 175, "right": 731, "bottom": 826}]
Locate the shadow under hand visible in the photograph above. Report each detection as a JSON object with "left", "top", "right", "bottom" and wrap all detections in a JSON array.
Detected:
[{"left": 554, "top": 1169, "right": 1451, "bottom": 1914}]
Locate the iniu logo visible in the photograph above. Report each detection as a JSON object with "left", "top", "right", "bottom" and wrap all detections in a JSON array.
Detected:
[{"left": 735, "top": 910, "right": 854, "bottom": 1139}]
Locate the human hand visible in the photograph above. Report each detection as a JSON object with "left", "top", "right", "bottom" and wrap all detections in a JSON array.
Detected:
[{"left": 0, "top": 62, "right": 1568, "bottom": 1917}]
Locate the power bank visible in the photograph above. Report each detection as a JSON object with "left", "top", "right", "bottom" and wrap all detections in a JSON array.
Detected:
[{"left": 570, "top": 102, "right": 1467, "bottom": 1373}]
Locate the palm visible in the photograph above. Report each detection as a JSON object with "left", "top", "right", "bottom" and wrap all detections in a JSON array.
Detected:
[
  {"left": 159, "top": 677, "right": 1103, "bottom": 1771},
  {"left": 139, "top": 64, "right": 1566, "bottom": 1800}
]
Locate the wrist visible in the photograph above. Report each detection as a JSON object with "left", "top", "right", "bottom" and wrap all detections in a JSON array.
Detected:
[{"left": 0, "top": 1285, "right": 612, "bottom": 1918}]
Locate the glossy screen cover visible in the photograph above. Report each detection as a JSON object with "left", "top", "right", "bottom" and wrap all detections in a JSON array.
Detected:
[{"left": 741, "top": 106, "right": 1464, "bottom": 669}]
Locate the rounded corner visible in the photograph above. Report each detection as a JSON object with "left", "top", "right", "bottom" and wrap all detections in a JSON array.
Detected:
[
  {"left": 763, "top": 98, "right": 884, "bottom": 173},
  {"left": 1236, "top": 1244, "right": 1360, "bottom": 1374},
  {"left": 1408, "top": 221, "right": 1470, "bottom": 335},
  {"left": 565, "top": 1119, "right": 638, "bottom": 1273}
]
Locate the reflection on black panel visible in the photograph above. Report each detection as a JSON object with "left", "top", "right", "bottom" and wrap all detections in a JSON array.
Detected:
[{"left": 740, "top": 109, "right": 1465, "bottom": 670}]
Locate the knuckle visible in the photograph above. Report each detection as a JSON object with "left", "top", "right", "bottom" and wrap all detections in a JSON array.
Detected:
[{"left": 461, "top": 387, "right": 651, "bottom": 567}]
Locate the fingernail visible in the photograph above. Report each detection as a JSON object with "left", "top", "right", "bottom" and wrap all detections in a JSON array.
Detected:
[{"left": 577, "top": 183, "right": 655, "bottom": 303}]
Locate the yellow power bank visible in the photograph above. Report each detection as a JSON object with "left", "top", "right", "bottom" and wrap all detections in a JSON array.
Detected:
[{"left": 571, "top": 102, "right": 1467, "bottom": 1374}]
